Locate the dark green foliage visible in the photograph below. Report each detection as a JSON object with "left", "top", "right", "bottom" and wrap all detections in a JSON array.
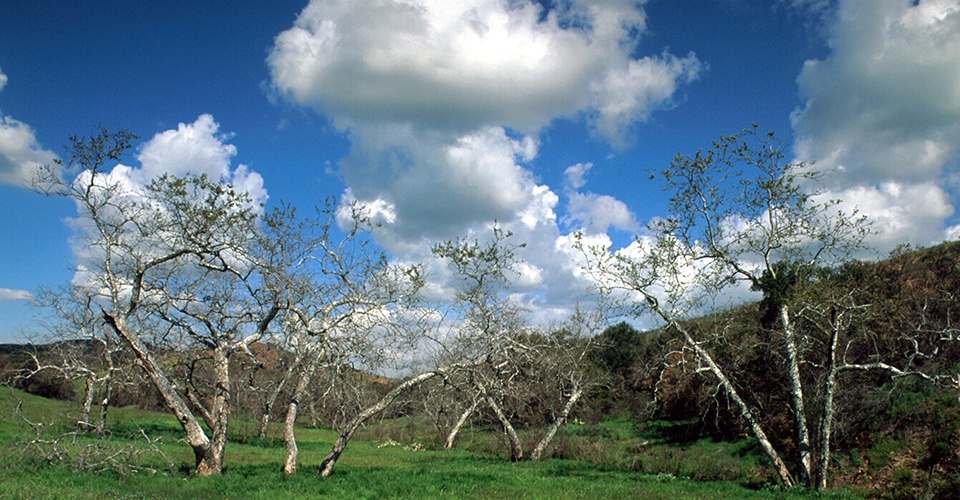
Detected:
[
  {"left": 593, "top": 322, "right": 643, "bottom": 378},
  {"left": 577, "top": 242, "right": 960, "bottom": 494},
  {"left": 752, "top": 261, "right": 811, "bottom": 330}
]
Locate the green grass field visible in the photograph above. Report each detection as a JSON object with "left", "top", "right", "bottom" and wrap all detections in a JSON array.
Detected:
[{"left": 0, "top": 387, "right": 861, "bottom": 499}]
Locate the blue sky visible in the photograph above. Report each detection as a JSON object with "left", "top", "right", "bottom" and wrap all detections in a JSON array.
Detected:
[{"left": 2, "top": 0, "right": 959, "bottom": 342}]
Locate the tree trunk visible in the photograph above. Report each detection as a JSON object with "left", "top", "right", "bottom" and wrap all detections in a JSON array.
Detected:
[
  {"left": 780, "top": 305, "right": 813, "bottom": 487},
  {"left": 259, "top": 351, "right": 301, "bottom": 438},
  {"left": 445, "top": 399, "right": 478, "bottom": 450},
  {"left": 648, "top": 299, "right": 795, "bottom": 487},
  {"left": 318, "top": 370, "right": 441, "bottom": 477},
  {"left": 816, "top": 308, "right": 842, "bottom": 490},
  {"left": 78, "top": 373, "right": 96, "bottom": 431},
  {"left": 96, "top": 380, "right": 112, "bottom": 434},
  {"left": 282, "top": 398, "right": 301, "bottom": 475},
  {"left": 95, "top": 345, "right": 116, "bottom": 434},
  {"left": 283, "top": 347, "right": 324, "bottom": 475},
  {"left": 530, "top": 387, "right": 584, "bottom": 461},
  {"left": 207, "top": 346, "right": 231, "bottom": 475},
  {"left": 484, "top": 393, "right": 523, "bottom": 462},
  {"left": 103, "top": 312, "right": 217, "bottom": 475}
]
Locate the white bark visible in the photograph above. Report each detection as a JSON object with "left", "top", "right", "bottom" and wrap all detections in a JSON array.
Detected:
[
  {"left": 95, "top": 342, "right": 116, "bottom": 434},
  {"left": 103, "top": 312, "right": 219, "bottom": 475},
  {"left": 444, "top": 399, "right": 478, "bottom": 450},
  {"left": 816, "top": 307, "right": 842, "bottom": 490},
  {"left": 780, "top": 305, "right": 813, "bottom": 487},
  {"left": 647, "top": 297, "right": 795, "bottom": 487},
  {"left": 319, "top": 370, "right": 442, "bottom": 477},
  {"left": 530, "top": 387, "right": 584, "bottom": 461},
  {"left": 96, "top": 381, "right": 112, "bottom": 434},
  {"left": 208, "top": 347, "right": 231, "bottom": 474},
  {"left": 78, "top": 374, "right": 96, "bottom": 432},
  {"left": 282, "top": 347, "right": 324, "bottom": 475},
  {"left": 483, "top": 391, "right": 523, "bottom": 462},
  {"left": 259, "top": 352, "right": 301, "bottom": 438}
]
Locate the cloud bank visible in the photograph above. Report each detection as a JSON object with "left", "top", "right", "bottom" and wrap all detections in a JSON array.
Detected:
[
  {"left": 792, "top": 0, "right": 960, "bottom": 250},
  {"left": 268, "top": 0, "right": 701, "bottom": 321},
  {"left": 268, "top": 0, "right": 699, "bottom": 244}
]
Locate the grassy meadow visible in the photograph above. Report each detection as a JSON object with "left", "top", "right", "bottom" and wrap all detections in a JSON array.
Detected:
[{"left": 0, "top": 387, "right": 863, "bottom": 500}]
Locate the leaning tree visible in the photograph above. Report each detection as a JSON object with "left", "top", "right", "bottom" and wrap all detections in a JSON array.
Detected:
[
  {"left": 36, "top": 129, "right": 286, "bottom": 475},
  {"left": 579, "top": 126, "right": 871, "bottom": 488}
]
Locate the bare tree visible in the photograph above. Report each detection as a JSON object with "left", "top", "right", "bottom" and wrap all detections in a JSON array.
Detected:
[
  {"left": 35, "top": 130, "right": 284, "bottom": 475},
  {"left": 431, "top": 226, "right": 532, "bottom": 461},
  {"left": 579, "top": 127, "right": 871, "bottom": 487},
  {"left": 797, "top": 255, "right": 960, "bottom": 488},
  {"left": 259, "top": 201, "right": 425, "bottom": 475},
  {"left": 317, "top": 368, "right": 446, "bottom": 477},
  {"left": 528, "top": 307, "right": 607, "bottom": 461},
  {"left": 430, "top": 229, "right": 603, "bottom": 463},
  {"left": 24, "top": 285, "right": 123, "bottom": 434}
]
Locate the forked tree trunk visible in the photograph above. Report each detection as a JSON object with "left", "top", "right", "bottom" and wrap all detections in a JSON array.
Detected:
[
  {"left": 484, "top": 393, "right": 523, "bottom": 462},
  {"left": 259, "top": 352, "right": 301, "bottom": 438},
  {"left": 780, "top": 305, "right": 813, "bottom": 487},
  {"left": 318, "top": 371, "right": 441, "bottom": 477},
  {"left": 283, "top": 347, "right": 324, "bottom": 475},
  {"left": 187, "top": 389, "right": 216, "bottom": 430},
  {"left": 445, "top": 399, "right": 479, "bottom": 450},
  {"left": 530, "top": 387, "right": 584, "bottom": 461},
  {"left": 816, "top": 308, "right": 843, "bottom": 490},
  {"left": 103, "top": 313, "right": 218, "bottom": 476}
]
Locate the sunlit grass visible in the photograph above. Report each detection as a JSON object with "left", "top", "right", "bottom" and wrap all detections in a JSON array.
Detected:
[{"left": 0, "top": 388, "right": 862, "bottom": 499}]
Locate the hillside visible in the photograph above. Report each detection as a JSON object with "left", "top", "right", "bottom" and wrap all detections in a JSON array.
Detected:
[
  {"left": 590, "top": 241, "right": 960, "bottom": 497},
  {"left": 1, "top": 242, "right": 958, "bottom": 497}
]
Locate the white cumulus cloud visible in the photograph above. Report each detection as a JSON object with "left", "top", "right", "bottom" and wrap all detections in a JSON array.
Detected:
[
  {"left": 268, "top": 0, "right": 701, "bottom": 323},
  {"left": 792, "top": 0, "right": 960, "bottom": 250},
  {"left": 820, "top": 182, "right": 955, "bottom": 250},
  {"left": 0, "top": 68, "right": 59, "bottom": 188},
  {"left": 135, "top": 114, "right": 267, "bottom": 206},
  {"left": 269, "top": 0, "right": 699, "bottom": 138},
  {"left": 563, "top": 162, "right": 637, "bottom": 235},
  {"left": 0, "top": 116, "right": 58, "bottom": 188},
  {"left": 337, "top": 123, "right": 538, "bottom": 244}
]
